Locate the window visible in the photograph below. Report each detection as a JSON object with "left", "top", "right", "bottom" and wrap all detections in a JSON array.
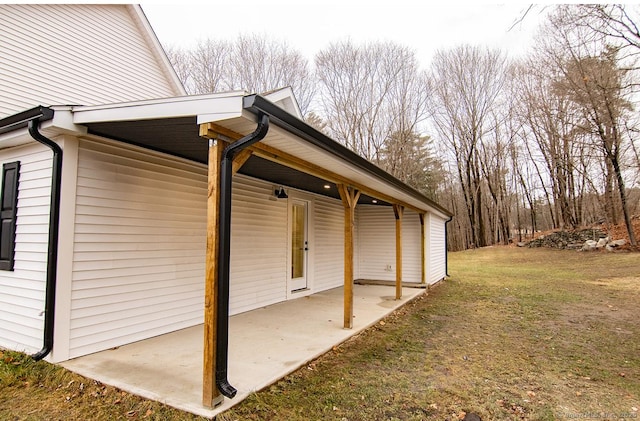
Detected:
[{"left": 0, "top": 162, "right": 20, "bottom": 271}]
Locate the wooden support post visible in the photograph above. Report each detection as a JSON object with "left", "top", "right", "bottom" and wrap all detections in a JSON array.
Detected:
[
  {"left": 202, "top": 138, "right": 225, "bottom": 408},
  {"left": 419, "top": 213, "right": 426, "bottom": 285},
  {"left": 338, "top": 184, "right": 360, "bottom": 329},
  {"left": 393, "top": 204, "right": 404, "bottom": 300}
]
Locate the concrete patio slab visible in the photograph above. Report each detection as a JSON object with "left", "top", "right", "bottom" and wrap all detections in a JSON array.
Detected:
[{"left": 61, "top": 284, "right": 425, "bottom": 418}]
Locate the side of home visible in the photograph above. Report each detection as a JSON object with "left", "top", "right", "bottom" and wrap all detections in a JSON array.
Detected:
[
  {"left": 0, "top": 3, "right": 452, "bottom": 409},
  {"left": 0, "top": 93, "right": 450, "bottom": 362},
  {"left": 0, "top": 3, "right": 183, "bottom": 358}
]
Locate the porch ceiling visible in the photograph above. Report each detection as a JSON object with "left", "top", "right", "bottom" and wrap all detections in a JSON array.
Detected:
[
  {"left": 84, "top": 116, "right": 388, "bottom": 205},
  {"left": 72, "top": 93, "right": 450, "bottom": 217}
]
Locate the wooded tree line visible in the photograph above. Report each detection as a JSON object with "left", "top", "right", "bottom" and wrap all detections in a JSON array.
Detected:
[{"left": 168, "top": 5, "right": 640, "bottom": 250}]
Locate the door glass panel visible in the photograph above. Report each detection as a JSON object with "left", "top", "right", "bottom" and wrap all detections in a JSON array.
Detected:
[{"left": 291, "top": 203, "right": 305, "bottom": 279}]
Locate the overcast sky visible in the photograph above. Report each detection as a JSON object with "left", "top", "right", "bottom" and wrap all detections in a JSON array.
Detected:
[{"left": 142, "top": 2, "right": 548, "bottom": 68}]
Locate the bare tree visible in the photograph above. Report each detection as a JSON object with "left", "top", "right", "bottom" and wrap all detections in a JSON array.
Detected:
[
  {"left": 546, "top": 7, "right": 637, "bottom": 245},
  {"left": 316, "top": 41, "right": 426, "bottom": 158},
  {"left": 166, "top": 34, "right": 316, "bottom": 115},
  {"left": 560, "top": 4, "right": 640, "bottom": 64},
  {"left": 166, "top": 45, "right": 195, "bottom": 93},
  {"left": 227, "top": 34, "right": 316, "bottom": 115},
  {"left": 429, "top": 45, "right": 508, "bottom": 248},
  {"left": 188, "top": 39, "right": 230, "bottom": 94},
  {"left": 512, "top": 57, "right": 590, "bottom": 231}
]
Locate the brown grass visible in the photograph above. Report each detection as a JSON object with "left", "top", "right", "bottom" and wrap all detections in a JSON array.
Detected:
[
  {"left": 222, "top": 247, "right": 640, "bottom": 420},
  {"left": 2, "top": 247, "right": 639, "bottom": 420}
]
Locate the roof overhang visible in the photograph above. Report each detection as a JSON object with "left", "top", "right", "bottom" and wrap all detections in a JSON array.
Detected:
[
  {"left": 0, "top": 92, "right": 451, "bottom": 218},
  {"left": 240, "top": 94, "right": 451, "bottom": 217}
]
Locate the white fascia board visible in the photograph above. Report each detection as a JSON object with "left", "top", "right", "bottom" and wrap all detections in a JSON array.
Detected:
[
  {"left": 197, "top": 108, "right": 262, "bottom": 127},
  {"left": 72, "top": 92, "right": 245, "bottom": 124},
  {"left": 49, "top": 107, "right": 88, "bottom": 135}
]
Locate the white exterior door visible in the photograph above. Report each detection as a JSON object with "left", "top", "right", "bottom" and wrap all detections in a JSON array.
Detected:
[{"left": 290, "top": 200, "right": 308, "bottom": 291}]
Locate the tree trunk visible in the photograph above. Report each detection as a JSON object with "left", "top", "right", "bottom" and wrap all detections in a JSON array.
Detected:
[{"left": 611, "top": 156, "right": 637, "bottom": 245}]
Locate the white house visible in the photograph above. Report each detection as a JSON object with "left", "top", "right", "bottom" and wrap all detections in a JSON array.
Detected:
[{"left": 0, "top": 4, "right": 452, "bottom": 408}]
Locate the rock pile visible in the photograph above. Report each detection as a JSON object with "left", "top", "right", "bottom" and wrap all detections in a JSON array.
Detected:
[
  {"left": 581, "top": 237, "right": 627, "bottom": 251},
  {"left": 525, "top": 228, "right": 607, "bottom": 250},
  {"left": 522, "top": 228, "right": 628, "bottom": 251}
]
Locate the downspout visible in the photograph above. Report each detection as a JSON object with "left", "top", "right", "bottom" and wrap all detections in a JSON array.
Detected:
[
  {"left": 29, "top": 119, "right": 63, "bottom": 361},
  {"left": 445, "top": 216, "right": 453, "bottom": 277},
  {"left": 216, "top": 113, "right": 269, "bottom": 398}
]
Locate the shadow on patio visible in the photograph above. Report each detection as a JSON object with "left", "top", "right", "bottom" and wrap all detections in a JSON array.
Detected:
[{"left": 61, "top": 284, "right": 425, "bottom": 418}]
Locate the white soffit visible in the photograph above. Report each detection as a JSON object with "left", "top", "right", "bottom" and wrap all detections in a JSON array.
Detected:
[{"left": 212, "top": 113, "right": 447, "bottom": 217}]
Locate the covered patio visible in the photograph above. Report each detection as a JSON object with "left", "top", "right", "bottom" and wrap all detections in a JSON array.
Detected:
[{"left": 61, "top": 284, "right": 426, "bottom": 418}]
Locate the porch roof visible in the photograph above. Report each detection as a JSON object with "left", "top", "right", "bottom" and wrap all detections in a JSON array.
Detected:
[{"left": 69, "top": 92, "right": 451, "bottom": 217}]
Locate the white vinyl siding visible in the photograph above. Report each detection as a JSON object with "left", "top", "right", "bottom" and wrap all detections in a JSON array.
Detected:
[
  {"left": 68, "top": 140, "right": 207, "bottom": 358},
  {"left": 428, "top": 213, "right": 447, "bottom": 284},
  {"left": 229, "top": 179, "right": 347, "bottom": 312},
  {"left": 356, "top": 206, "right": 394, "bottom": 280},
  {"left": 313, "top": 196, "right": 344, "bottom": 291},
  {"left": 355, "top": 206, "right": 422, "bottom": 283},
  {"left": 229, "top": 176, "right": 288, "bottom": 315},
  {"left": 401, "top": 211, "right": 422, "bottom": 283},
  {"left": 66, "top": 143, "right": 351, "bottom": 355},
  {"left": 0, "top": 4, "right": 179, "bottom": 119},
  {"left": 0, "top": 143, "right": 53, "bottom": 353}
]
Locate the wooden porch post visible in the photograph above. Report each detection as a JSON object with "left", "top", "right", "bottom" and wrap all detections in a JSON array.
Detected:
[
  {"left": 202, "top": 137, "right": 224, "bottom": 408},
  {"left": 199, "top": 123, "right": 253, "bottom": 407},
  {"left": 338, "top": 184, "right": 360, "bottom": 329},
  {"left": 419, "top": 213, "right": 426, "bottom": 285},
  {"left": 393, "top": 204, "right": 404, "bottom": 300}
]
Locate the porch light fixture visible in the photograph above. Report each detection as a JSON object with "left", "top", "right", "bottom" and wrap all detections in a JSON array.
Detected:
[
  {"left": 372, "top": 199, "right": 378, "bottom": 204},
  {"left": 323, "top": 184, "right": 331, "bottom": 189},
  {"left": 275, "top": 186, "right": 288, "bottom": 199}
]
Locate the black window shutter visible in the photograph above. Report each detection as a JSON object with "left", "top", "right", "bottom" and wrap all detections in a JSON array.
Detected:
[{"left": 0, "top": 161, "right": 20, "bottom": 271}]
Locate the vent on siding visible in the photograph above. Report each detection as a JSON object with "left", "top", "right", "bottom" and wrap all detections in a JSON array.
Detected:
[{"left": 0, "top": 161, "right": 20, "bottom": 271}]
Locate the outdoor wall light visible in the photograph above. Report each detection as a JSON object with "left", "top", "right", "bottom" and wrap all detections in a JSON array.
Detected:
[
  {"left": 275, "top": 186, "right": 288, "bottom": 199},
  {"left": 323, "top": 184, "right": 331, "bottom": 189}
]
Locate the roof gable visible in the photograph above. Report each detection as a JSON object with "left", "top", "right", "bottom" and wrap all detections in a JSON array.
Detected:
[
  {"left": 0, "top": 4, "right": 185, "bottom": 119},
  {"left": 262, "top": 87, "right": 303, "bottom": 119}
]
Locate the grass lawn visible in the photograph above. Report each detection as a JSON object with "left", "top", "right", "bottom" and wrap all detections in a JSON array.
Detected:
[{"left": 2, "top": 247, "right": 639, "bottom": 420}]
